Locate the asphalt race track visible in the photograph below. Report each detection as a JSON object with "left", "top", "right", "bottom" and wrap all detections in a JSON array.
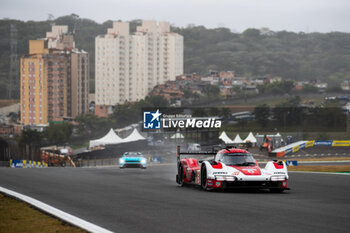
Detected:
[{"left": 0, "top": 166, "right": 350, "bottom": 233}]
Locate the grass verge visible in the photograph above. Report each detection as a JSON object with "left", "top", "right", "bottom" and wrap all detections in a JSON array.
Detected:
[{"left": 0, "top": 193, "right": 85, "bottom": 233}]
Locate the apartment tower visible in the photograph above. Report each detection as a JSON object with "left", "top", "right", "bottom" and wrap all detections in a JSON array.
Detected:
[
  {"left": 20, "top": 26, "right": 89, "bottom": 125},
  {"left": 95, "top": 20, "right": 183, "bottom": 107}
]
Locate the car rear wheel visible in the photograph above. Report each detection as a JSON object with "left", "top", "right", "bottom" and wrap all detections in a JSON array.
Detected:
[{"left": 178, "top": 164, "right": 185, "bottom": 186}]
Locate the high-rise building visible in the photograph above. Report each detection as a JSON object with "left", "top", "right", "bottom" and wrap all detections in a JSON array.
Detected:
[
  {"left": 95, "top": 20, "right": 183, "bottom": 107},
  {"left": 20, "top": 26, "right": 89, "bottom": 126}
]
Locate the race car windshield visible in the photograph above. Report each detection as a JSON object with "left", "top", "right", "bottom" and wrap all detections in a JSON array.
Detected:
[
  {"left": 123, "top": 152, "right": 143, "bottom": 157},
  {"left": 220, "top": 153, "right": 255, "bottom": 166}
]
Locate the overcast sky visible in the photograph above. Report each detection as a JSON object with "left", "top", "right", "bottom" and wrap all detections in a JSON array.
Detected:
[{"left": 1, "top": 0, "right": 350, "bottom": 33}]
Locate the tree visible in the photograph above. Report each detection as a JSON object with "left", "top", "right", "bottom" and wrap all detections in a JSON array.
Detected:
[
  {"left": 20, "top": 129, "right": 43, "bottom": 145},
  {"left": 75, "top": 114, "right": 114, "bottom": 134},
  {"left": 111, "top": 103, "right": 141, "bottom": 128},
  {"left": 192, "top": 108, "right": 207, "bottom": 117},
  {"left": 110, "top": 96, "right": 169, "bottom": 127},
  {"left": 208, "top": 107, "right": 219, "bottom": 116},
  {"left": 202, "top": 85, "right": 220, "bottom": 97},
  {"left": 300, "top": 84, "right": 317, "bottom": 93},
  {"left": 183, "top": 88, "right": 200, "bottom": 99},
  {"left": 243, "top": 28, "right": 261, "bottom": 39},
  {"left": 261, "top": 80, "right": 295, "bottom": 95},
  {"left": 145, "top": 95, "right": 169, "bottom": 107},
  {"left": 273, "top": 96, "right": 302, "bottom": 127},
  {"left": 254, "top": 104, "right": 270, "bottom": 127},
  {"left": 44, "top": 123, "right": 73, "bottom": 145},
  {"left": 220, "top": 108, "right": 231, "bottom": 121}
]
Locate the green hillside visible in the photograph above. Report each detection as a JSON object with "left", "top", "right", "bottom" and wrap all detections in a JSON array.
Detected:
[{"left": 1, "top": 14, "right": 350, "bottom": 99}]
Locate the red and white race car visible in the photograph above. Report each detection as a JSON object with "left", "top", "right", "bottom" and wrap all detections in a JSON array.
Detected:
[{"left": 176, "top": 146, "right": 289, "bottom": 192}]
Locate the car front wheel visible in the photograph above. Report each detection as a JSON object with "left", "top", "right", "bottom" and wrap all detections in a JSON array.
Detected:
[{"left": 201, "top": 165, "right": 208, "bottom": 190}]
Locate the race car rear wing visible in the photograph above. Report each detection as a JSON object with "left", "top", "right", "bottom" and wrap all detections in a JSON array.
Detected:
[
  {"left": 176, "top": 145, "right": 247, "bottom": 164},
  {"left": 176, "top": 145, "right": 217, "bottom": 164}
]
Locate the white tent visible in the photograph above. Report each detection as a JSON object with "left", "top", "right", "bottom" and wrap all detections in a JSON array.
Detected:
[
  {"left": 244, "top": 132, "right": 257, "bottom": 143},
  {"left": 115, "top": 123, "right": 139, "bottom": 133},
  {"left": 122, "top": 128, "right": 146, "bottom": 143},
  {"left": 170, "top": 132, "right": 185, "bottom": 139},
  {"left": 276, "top": 132, "right": 281, "bottom": 136},
  {"left": 232, "top": 134, "right": 244, "bottom": 144},
  {"left": 89, "top": 128, "right": 124, "bottom": 148},
  {"left": 219, "top": 131, "right": 234, "bottom": 144}
]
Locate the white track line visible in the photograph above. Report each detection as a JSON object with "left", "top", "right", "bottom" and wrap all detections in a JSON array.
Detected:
[
  {"left": 0, "top": 186, "right": 114, "bottom": 233},
  {"left": 289, "top": 171, "right": 350, "bottom": 175}
]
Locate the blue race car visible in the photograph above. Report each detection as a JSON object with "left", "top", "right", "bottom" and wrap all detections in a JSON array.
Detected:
[{"left": 119, "top": 152, "right": 148, "bottom": 169}]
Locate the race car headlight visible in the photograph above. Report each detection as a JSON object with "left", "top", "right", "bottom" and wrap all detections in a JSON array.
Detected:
[
  {"left": 119, "top": 158, "right": 125, "bottom": 164},
  {"left": 215, "top": 175, "right": 236, "bottom": 181},
  {"left": 225, "top": 176, "right": 236, "bottom": 181},
  {"left": 270, "top": 175, "right": 286, "bottom": 181},
  {"left": 141, "top": 158, "right": 147, "bottom": 164}
]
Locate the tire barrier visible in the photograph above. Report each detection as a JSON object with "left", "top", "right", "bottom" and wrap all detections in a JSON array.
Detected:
[{"left": 269, "top": 140, "right": 350, "bottom": 157}]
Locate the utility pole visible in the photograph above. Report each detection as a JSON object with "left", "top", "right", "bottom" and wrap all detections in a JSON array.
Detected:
[{"left": 8, "top": 24, "right": 18, "bottom": 99}]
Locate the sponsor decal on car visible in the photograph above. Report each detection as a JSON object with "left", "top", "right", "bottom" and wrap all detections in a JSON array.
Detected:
[
  {"left": 213, "top": 172, "right": 228, "bottom": 174},
  {"left": 241, "top": 168, "right": 260, "bottom": 175}
]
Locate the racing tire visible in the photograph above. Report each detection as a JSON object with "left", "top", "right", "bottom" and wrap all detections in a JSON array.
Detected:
[
  {"left": 270, "top": 188, "right": 285, "bottom": 193},
  {"left": 178, "top": 164, "right": 185, "bottom": 186},
  {"left": 201, "top": 164, "right": 210, "bottom": 191}
]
